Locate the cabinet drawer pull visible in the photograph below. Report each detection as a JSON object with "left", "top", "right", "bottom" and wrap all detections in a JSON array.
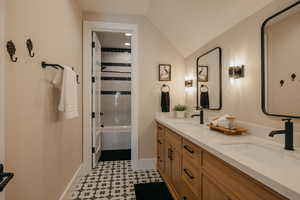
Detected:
[
  {"left": 182, "top": 197, "right": 187, "bottom": 200},
  {"left": 184, "top": 145, "right": 194, "bottom": 154},
  {"left": 183, "top": 168, "right": 194, "bottom": 179},
  {"left": 158, "top": 140, "right": 163, "bottom": 144}
]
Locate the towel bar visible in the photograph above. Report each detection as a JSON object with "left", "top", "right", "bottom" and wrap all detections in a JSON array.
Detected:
[
  {"left": 0, "top": 164, "right": 14, "bottom": 192},
  {"left": 41, "top": 61, "right": 80, "bottom": 84}
]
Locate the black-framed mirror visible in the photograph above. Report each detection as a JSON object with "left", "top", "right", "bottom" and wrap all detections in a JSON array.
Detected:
[
  {"left": 261, "top": 1, "right": 300, "bottom": 118},
  {"left": 196, "top": 47, "right": 222, "bottom": 110}
]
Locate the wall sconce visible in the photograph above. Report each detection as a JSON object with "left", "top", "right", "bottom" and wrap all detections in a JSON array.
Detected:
[
  {"left": 185, "top": 80, "right": 193, "bottom": 87},
  {"left": 229, "top": 65, "right": 245, "bottom": 79}
]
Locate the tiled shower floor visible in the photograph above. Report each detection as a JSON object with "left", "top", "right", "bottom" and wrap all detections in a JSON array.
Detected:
[{"left": 70, "top": 160, "right": 163, "bottom": 200}]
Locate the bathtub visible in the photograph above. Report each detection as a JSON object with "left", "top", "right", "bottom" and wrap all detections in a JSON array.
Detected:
[{"left": 101, "top": 126, "right": 131, "bottom": 150}]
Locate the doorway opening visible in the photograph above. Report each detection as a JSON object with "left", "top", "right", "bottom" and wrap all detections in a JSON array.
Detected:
[
  {"left": 83, "top": 22, "right": 139, "bottom": 173},
  {"left": 93, "top": 31, "right": 132, "bottom": 163}
]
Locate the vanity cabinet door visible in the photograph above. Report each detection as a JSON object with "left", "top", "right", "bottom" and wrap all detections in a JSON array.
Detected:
[
  {"left": 157, "top": 137, "right": 165, "bottom": 172},
  {"left": 171, "top": 147, "right": 181, "bottom": 194},
  {"left": 164, "top": 142, "right": 172, "bottom": 183},
  {"left": 202, "top": 175, "right": 231, "bottom": 200},
  {"left": 157, "top": 123, "right": 165, "bottom": 173}
]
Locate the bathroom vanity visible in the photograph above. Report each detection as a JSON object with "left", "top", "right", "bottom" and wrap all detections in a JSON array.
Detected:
[
  {"left": 154, "top": 2, "right": 300, "bottom": 200},
  {"left": 155, "top": 117, "right": 300, "bottom": 200}
]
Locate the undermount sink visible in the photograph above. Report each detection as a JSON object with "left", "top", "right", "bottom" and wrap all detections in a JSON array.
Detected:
[
  {"left": 169, "top": 119, "right": 202, "bottom": 126},
  {"left": 220, "top": 142, "right": 300, "bottom": 167}
]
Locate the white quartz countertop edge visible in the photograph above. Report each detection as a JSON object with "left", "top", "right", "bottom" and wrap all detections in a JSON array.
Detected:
[{"left": 155, "top": 117, "right": 300, "bottom": 200}]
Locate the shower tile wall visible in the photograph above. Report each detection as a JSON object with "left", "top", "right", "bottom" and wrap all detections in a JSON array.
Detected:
[{"left": 101, "top": 51, "right": 132, "bottom": 127}]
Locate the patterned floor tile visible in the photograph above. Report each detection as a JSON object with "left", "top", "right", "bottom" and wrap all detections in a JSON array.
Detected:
[{"left": 70, "top": 160, "right": 163, "bottom": 200}]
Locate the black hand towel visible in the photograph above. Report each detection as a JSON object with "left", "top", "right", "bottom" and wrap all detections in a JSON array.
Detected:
[
  {"left": 200, "top": 91, "right": 210, "bottom": 109},
  {"left": 161, "top": 91, "right": 170, "bottom": 112}
]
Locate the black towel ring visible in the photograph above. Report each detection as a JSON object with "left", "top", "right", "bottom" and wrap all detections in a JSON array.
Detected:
[
  {"left": 200, "top": 84, "right": 209, "bottom": 92},
  {"left": 161, "top": 84, "right": 170, "bottom": 92}
]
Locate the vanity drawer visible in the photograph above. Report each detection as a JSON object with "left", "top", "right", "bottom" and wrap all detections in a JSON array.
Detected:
[
  {"left": 202, "top": 152, "right": 288, "bottom": 200},
  {"left": 178, "top": 180, "right": 199, "bottom": 200},
  {"left": 165, "top": 128, "right": 181, "bottom": 150},
  {"left": 182, "top": 156, "right": 200, "bottom": 196},
  {"left": 182, "top": 139, "right": 202, "bottom": 165},
  {"left": 157, "top": 123, "right": 165, "bottom": 139}
]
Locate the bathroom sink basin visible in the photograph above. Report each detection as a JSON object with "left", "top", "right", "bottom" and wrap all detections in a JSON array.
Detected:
[
  {"left": 220, "top": 142, "right": 300, "bottom": 167},
  {"left": 166, "top": 119, "right": 202, "bottom": 127}
]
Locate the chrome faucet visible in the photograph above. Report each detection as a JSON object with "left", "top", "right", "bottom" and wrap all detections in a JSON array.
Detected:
[
  {"left": 269, "top": 119, "right": 294, "bottom": 151},
  {"left": 191, "top": 108, "right": 204, "bottom": 125}
]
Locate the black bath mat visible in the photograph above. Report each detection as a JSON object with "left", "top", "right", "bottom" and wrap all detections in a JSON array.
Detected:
[
  {"left": 134, "top": 182, "right": 173, "bottom": 200},
  {"left": 99, "top": 149, "right": 131, "bottom": 161}
]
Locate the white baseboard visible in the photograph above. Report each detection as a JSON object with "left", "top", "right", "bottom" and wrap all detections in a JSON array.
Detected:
[
  {"left": 135, "top": 158, "right": 156, "bottom": 171},
  {"left": 59, "top": 164, "right": 83, "bottom": 200}
]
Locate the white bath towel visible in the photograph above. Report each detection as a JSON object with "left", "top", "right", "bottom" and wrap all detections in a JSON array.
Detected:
[
  {"left": 52, "top": 70, "right": 62, "bottom": 89},
  {"left": 58, "top": 66, "right": 79, "bottom": 119}
]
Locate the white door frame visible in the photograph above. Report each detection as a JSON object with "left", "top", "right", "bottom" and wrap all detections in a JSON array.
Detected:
[
  {"left": 82, "top": 21, "right": 139, "bottom": 174},
  {"left": 0, "top": 0, "right": 6, "bottom": 199}
]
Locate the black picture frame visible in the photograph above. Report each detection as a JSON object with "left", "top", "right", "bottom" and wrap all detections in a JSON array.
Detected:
[
  {"left": 261, "top": 1, "right": 300, "bottom": 119},
  {"left": 196, "top": 47, "right": 222, "bottom": 111},
  {"left": 198, "top": 66, "right": 208, "bottom": 82},
  {"left": 159, "top": 64, "right": 171, "bottom": 81}
]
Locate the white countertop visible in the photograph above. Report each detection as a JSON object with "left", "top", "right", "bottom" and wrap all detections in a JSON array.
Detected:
[{"left": 155, "top": 116, "right": 300, "bottom": 200}]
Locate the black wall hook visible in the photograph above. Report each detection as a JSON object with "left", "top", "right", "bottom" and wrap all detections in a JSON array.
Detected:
[
  {"left": 26, "top": 39, "right": 35, "bottom": 57},
  {"left": 6, "top": 41, "right": 18, "bottom": 62},
  {"left": 280, "top": 80, "right": 285, "bottom": 87},
  {"left": 291, "top": 73, "right": 296, "bottom": 81}
]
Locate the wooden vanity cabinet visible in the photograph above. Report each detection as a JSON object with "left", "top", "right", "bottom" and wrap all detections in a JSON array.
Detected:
[{"left": 156, "top": 123, "right": 288, "bottom": 200}]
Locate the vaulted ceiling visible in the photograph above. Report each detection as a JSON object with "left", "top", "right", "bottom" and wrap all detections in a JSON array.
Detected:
[{"left": 78, "top": 0, "right": 274, "bottom": 57}]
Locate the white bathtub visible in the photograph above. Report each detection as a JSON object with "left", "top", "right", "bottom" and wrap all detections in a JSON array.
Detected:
[{"left": 101, "top": 126, "right": 131, "bottom": 150}]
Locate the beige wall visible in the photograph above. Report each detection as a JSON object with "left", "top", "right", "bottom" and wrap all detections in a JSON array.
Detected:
[
  {"left": 84, "top": 13, "right": 186, "bottom": 158},
  {"left": 5, "top": 0, "right": 83, "bottom": 200},
  {"left": 185, "top": 0, "right": 300, "bottom": 137}
]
